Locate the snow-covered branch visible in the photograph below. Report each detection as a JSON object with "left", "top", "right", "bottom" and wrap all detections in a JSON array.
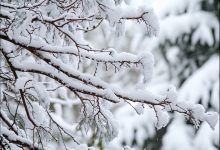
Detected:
[{"left": 0, "top": 0, "right": 218, "bottom": 149}]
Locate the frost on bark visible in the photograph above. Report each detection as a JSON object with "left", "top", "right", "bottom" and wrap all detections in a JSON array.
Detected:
[{"left": 0, "top": 0, "right": 218, "bottom": 149}]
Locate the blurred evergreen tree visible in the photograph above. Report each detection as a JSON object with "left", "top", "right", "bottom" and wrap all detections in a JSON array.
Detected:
[
  {"left": 143, "top": 0, "right": 219, "bottom": 149},
  {"left": 114, "top": 0, "right": 219, "bottom": 150}
]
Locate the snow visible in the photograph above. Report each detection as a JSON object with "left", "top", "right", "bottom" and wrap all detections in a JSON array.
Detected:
[
  {"left": 155, "top": 106, "right": 169, "bottom": 129},
  {"left": 191, "top": 104, "right": 206, "bottom": 120},
  {"left": 124, "top": 0, "right": 132, "bottom": 5},
  {"left": 161, "top": 114, "right": 194, "bottom": 150},
  {"left": 204, "top": 112, "right": 219, "bottom": 130},
  {"left": 179, "top": 55, "right": 219, "bottom": 107},
  {"left": 0, "top": 9, "right": 14, "bottom": 20},
  {"left": 165, "top": 85, "right": 178, "bottom": 103},
  {"left": 122, "top": 6, "right": 160, "bottom": 36},
  {"left": 107, "top": 6, "right": 123, "bottom": 27},
  {"left": 147, "top": 10, "right": 219, "bottom": 48},
  {"left": 211, "top": 82, "right": 219, "bottom": 111},
  {"left": 192, "top": 23, "right": 214, "bottom": 46},
  {"left": 1, "top": 0, "right": 219, "bottom": 149},
  {"left": 193, "top": 121, "right": 219, "bottom": 150},
  {"left": 1, "top": 125, "right": 35, "bottom": 148},
  {"left": 110, "top": 104, "right": 156, "bottom": 148},
  {"left": 114, "top": 20, "right": 126, "bottom": 48},
  {"left": 108, "top": 0, "right": 219, "bottom": 149},
  {"left": 34, "top": 83, "right": 50, "bottom": 109},
  {"left": 32, "top": 102, "right": 49, "bottom": 126},
  {"left": 75, "top": 144, "right": 88, "bottom": 150},
  {"left": 14, "top": 74, "right": 50, "bottom": 109},
  {"left": 141, "top": 7, "right": 160, "bottom": 36},
  {"left": 15, "top": 77, "right": 29, "bottom": 91},
  {"left": 123, "top": 145, "right": 135, "bottom": 150},
  {"left": 135, "top": 103, "right": 144, "bottom": 115}
]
